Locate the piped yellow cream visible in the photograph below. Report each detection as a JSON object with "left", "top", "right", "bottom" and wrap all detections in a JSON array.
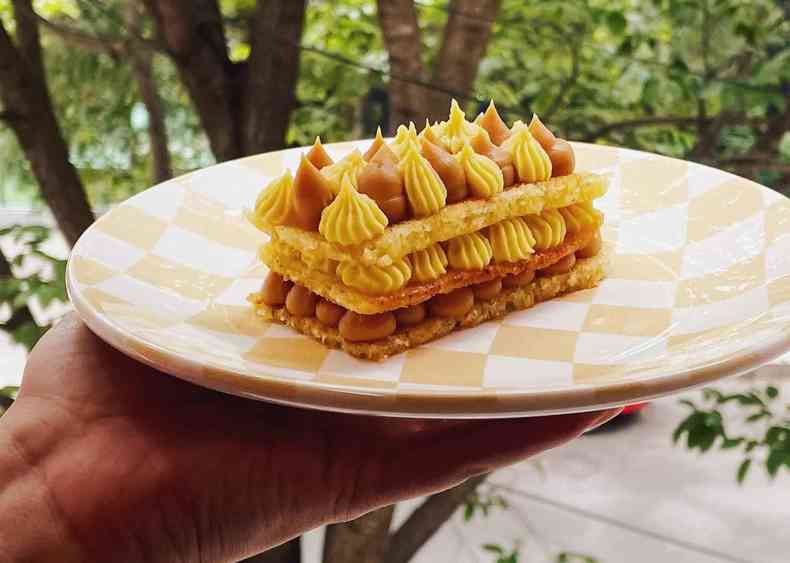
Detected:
[
  {"left": 321, "top": 150, "right": 365, "bottom": 193},
  {"left": 502, "top": 122, "right": 552, "bottom": 183},
  {"left": 391, "top": 122, "right": 420, "bottom": 158},
  {"left": 523, "top": 209, "right": 566, "bottom": 250},
  {"left": 488, "top": 217, "right": 536, "bottom": 263},
  {"left": 319, "top": 174, "right": 388, "bottom": 245},
  {"left": 398, "top": 143, "right": 447, "bottom": 217},
  {"left": 447, "top": 232, "right": 493, "bottom": 270},
  {"left": 559, "top": 202, "right": 601, "bottom": 234},
  {"left": 250, "top": 170, "right": 294, "bottom": 228},
  {"left": 410, "top": 243, "right": 448, "bottom": 283},
  {"left": 337, "top": 257, "right": 412, "bottom": 295},
  {"left": 456, "top": 142, "right": 503, "bottom": 198},
  {"left": 436, "top": 99, "right": 481, "bottom": 153}
]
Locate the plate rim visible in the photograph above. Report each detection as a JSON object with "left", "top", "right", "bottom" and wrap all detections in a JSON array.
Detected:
[{"left": 65, "top": 142, "right": 790, "bottom": 418}]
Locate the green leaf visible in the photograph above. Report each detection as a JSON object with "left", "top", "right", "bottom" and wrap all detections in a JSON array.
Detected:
[
  {"left": 483, "top": 544, "right": 504, "bottom": 554},
  {"left": 606, "top": 11, "right": 627, "bottom": 34},
  {"left": 464, "top": 503, "right": 474, "bottom": 521},
  {"left": 721, "top": 437, "right": 743, "bottom": 449},
  {"left": 0, "top": 386, "right": 19, "bottom": 399},
  {"left": 737, "top": 458, "right": 751, "bottom": 484},
  {"left": 766, "top": 386, "right": 779, "bottom": 400},
  {"left": 746, "top": 412, "right": 770, "bottom": 423},
  {"left": 765, "top": 450, "right": 789, "bottom": 478}
]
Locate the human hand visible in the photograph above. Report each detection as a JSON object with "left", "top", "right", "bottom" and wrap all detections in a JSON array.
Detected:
[{"left": 0, "top": 314, "right": 620, "bottom": 562}]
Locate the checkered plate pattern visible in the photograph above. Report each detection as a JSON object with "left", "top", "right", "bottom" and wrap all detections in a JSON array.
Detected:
[{"left": 67, "top": 141, "right": 790, "bottom": 417}]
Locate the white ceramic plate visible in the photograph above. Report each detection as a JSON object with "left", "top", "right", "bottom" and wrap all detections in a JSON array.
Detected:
[{"left": 67, "top": 141, "right": 790, "bottom": 418}]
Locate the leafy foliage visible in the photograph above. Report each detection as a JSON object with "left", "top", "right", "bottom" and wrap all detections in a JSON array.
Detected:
[
  {"left": 482, "top": 542, "right": 520, "bottom": 563},
  {"left": 0, "top": 385, "right": 18, "bottom": 417},
  {"left": 0, "top": 225, "right": 66, "bottom": 349},
  {"left": 463, "top": 490, "right": 509, "bottom": 521},
  {"left": 673, "top": 385, "right": 790, "bottom": 483},
  {"left": 557, "top": 553, "right": 600, "bottom": 563}
]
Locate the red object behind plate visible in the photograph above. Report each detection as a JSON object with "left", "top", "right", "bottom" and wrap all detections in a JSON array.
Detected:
[{"left": 621, "top": 403, "right": 648, "bottom": 415}]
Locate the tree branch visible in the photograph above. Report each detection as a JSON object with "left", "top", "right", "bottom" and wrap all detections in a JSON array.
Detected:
[
  {"left": 125, "top": 0, "right": 172, "bottom": 183},
  {"left": 243, "top": 0, "right": 307, "bottom": 154},
  {"left": 323, "top": 506, "right": 395, "bottom": 563},
  {"left": 0, "top": 8, "right": 94, "bottom": 246},
  {"left": 383, "top": 475, "right": 488, "bottom": 563},
  {"left": 376, "top": 0, "right": 428, "bottom": 131},
  {"left": 143, "top": 0, "right": 241, "bottom": 161},
  {"left": 582, "top": 116, "right": 701, "bottom": 141},
  {"left": 35, "top": 14, "right": 123, "bottom": 57},
  {"left": 11, "top": 0, "right": 44, "bottom": 80},
  {"left": 428, "top": 0, "right": 501, "bottom": 120}
]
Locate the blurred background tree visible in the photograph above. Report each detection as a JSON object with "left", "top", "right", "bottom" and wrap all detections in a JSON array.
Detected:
[{"left": 0, "top": 1, "right": 788, "bottom": 562}]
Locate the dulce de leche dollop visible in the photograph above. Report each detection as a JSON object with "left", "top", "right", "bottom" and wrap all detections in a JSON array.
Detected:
[
  {"left": 477, "top": 101, "right": 511, "bottom": 146},
  {"left": 292, "top": 155, "right": 334, "bottom": 231},
  {"left": 470, "top": 130, "right": 516, "bottom": 188},
  {"left": 306, "top": 136, "right": 334, "bottom": 170},
  {"left": 420, "top": 138, "right": 468, "bottom": 204},
  {"left": 357, "top": 145, "right": 408, "bottom": 223}
]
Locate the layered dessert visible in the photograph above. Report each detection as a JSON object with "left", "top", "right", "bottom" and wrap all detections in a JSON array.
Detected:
[{"left": 248, "top": 100, "right": 608, "bottom": 360}]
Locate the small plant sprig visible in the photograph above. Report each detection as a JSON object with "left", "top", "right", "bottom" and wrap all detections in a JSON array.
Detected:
[
  {"left": 556, "top": 552, "right": 600, "bottom": 563},
  {"left": 0, "top": 386, "right": 19, "bottom": 417},
  {"left": 482, "top": 542, "right": 519, "bottom": 563},
  {"left": 463, "top": 490, "right": 509, "bottom": 521},
  {"left": 673, "top": 385, "right": 790, "bottom": 483},
  {"left": 0, "top": 225, "right": 67, "bottom": 350}
]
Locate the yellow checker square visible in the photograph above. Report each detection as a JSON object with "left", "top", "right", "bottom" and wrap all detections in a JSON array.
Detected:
[
  {"left": 687, "top": 180, "right": 763, "bottom": 243},
  {"left": 555, "top": 287, "right": 597, "bottom": 304},
  {"left": 491, "top": 325, "right": 578, "bottom": 362},
  {"left": 766, "top": 200, "right": 790, "bottom": 245},
  {"left": 583, "top": 304, "right": 672, "bottom": 337},
  {"left": 574, "top": 144, "right": 619, "bottom": 172},
  {"left": 314, "top": 374, "right": 397, "bottom": 390},
  {"left": 94, "top": 205, "right": 168, "bottom": 251},
  {"left": 667, "top": 325, "right": 739, "bottom": 352},
  {"left": 572, "top": 363, "right": 626, "bottom": 384},
  {"left": 81, "top": 286, "right": 129, "bottom": 314},
  {"left": 400, "top": 348, "right": 486, "bottom": 387},
  {"left": 127, "top": 254, "right": 234, "bottom": 301},
  {"left": 70, "top": 256, "right": 118, "bottom": 286},
  {"left": 243, "top": 336, "right": 328, "bottom": 372},
  {"left": 236, "top": 152, "right": 284, "bottom": 177},
  {"left": 175, "top": 192, "right": 263, "bottom": 252},
  {"left": 676, "top": 254, "right": 766, "bottom": 307},
  {"left": 188, "top": 303, "right": 268, "bottom": 338},
  {"left": 620, "top": 157, "right": 688, "bottom": 215},
  {"left": 612, "top": 250, "right": 683, "bottom": 282}
]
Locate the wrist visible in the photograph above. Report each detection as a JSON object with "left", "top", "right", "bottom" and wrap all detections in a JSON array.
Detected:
[{"left": 0, "top": 406, "right": 85, "bottom": 562}]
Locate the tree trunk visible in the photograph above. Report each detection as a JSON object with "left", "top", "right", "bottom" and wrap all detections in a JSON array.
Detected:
[
  {"left": 0, "top": 1, "right": 94, "bottom": 247},
  {"left": 125, "top": 0, "right": 172, "bottom": 183},
  {"left": 144, "top": 0, "right": 307, "bottom": 161},
  {"left": 143, "top": 0, "right": 241, "bottom": 161},
  {"left": 377, "top": 0, "right": 501, "bottom": 132},
  {"left": 242, "top": 0, "right": 306, "bottom": 153},
  {"left": 323, "top": 506, "right": 395, "bottom": 563},
  {"left": 383, "top": 475, "right": 487, "bottom": 563},
  {"left": 242, "top": 537, "right": 301, "bottom": 563},
  {"left": 376, "top": 0, "right": 429, "bottom": 132},
  {"left": 427, "top": 0, "right": 501, "bottom": 119}
]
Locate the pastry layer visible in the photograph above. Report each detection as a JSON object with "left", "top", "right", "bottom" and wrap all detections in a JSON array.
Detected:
[
  {"left": 253, "top": 247, "right": 609, "bottom": 361},
  {"left": 258, "top": 227, "right": 598, "bottom": 315},
  {"left": 267, "top": 171, "right": 606, "bottom": 266}
]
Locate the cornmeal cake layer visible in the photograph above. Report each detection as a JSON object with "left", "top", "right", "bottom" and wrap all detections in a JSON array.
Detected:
[
  {"left": 258, "top": 227, "right": 598, "bottom": 315},
  {"left": 266, "top": 171, "right": 606, "bottom": 266},
  {"left": 254, "top": 247, "right": 609, "bottom": 361}
]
